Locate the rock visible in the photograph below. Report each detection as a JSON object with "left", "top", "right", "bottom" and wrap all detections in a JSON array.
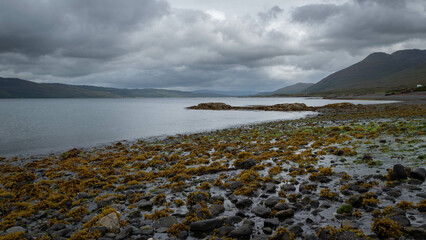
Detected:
[
  {"left": 190, "top": 218, "right": 223, "bottom": 233},
  {"left": 404, "top": 227, "right": 426, "bottom": 240},
  {"left": 265, "top": 196, "right": 280, "bottom": 208},
  {"left": 128, "top": 211, "right": 141, "bottom": 219},
  {"left": 410, "top": 168, "right": 426, "bottom": 181},
  {"left": 275, "top": 209, "right": 294, "bottom": 221},
  {"left": 76, "top": 192, "right": 92, "bottom": 199},
  {"left": 230, "top": 181, "right": 244, "bottom": 190},
  {"left": 115, "top": 225, "right": 133, "bottom": 240},
  {"left": 385, "top": 208, "right": 406, "bottom": 217},
  {"left": 389, "top": 215, "right": 411, "bottom": 227},
  {"left": 6, "top": 226, "right": 26, "bottom": 234},
  {"left": 140, "top": 225, "right": 154, "bottom": 236},
  {"left": 49, "top": 223, "right": 66, "bottom": 231},
  {"left": 90, "top": 226, "right": 108, "bottom": 235},
  {"left": 177, "top": 231, "right": 188, "bottom": 239},
  {"left": 235, "top": 199, "right": 253, "bottom": 208},
  {"left": 98, "top": 212, "right": 120, "bottom": 233},
  {"left": 281, "top": 184, "right": 296, "bottom": 191},
  {"left": 334, "top": 231, "right": 367, "bottom": 240},
  {"left": 218, "top": 226, "right": 235, "bottom": 237},
  {"left": 393, "top": 164, "right": 407, "bottom": 179},
  {"left": 264, "top": 218, "right": 280, "bottom": 228},
  {"left": 341, "top": 220, "right": 359, "bottom": 229},
  {"left": 289, "top": 224, "right": 303, "bottom": 237},
  {"left": 253, "top": 234, "right": 270, "bottom": 240},
  {"left": 96, "top": 196, "right": 118, "bottom": 208},
  {"left": 153, "top": 216, "right": 178, "bottom": 229},
  {"left": 270, "top": 228, "right": 294, "bottom": 240},
  {"left": 187, "top": 102, "right": 232, "bottom": 110},
  {"left": 263, "top": 227, "right": 273, "bottom": 234},
  {"left": 264, "top": 183, "right": 276, "bottom": 193},
  {"left": 235, "top": 158, "right": 256, "bottom": 169},
  {"left": 211, "top": 195, "right": 225, "bottom": 203},
  {"left": 346, "top": 194, "right": 363, "bottom": 208},
  {"left": 386, "top": 189, "right": 401, "bottom": 198},
  {"left": 230, "top": 224, "right": 253, "bottom": 237},
  {"left": 209, "top": 204, "right": 225, "bottom": 217},
  {"left": 225, "top": 216, "right": 243, "bottom": 225},
  {"left": 156, "top": 227, "right": 168, "bottom": 233},
  {"left": 252, "top": 206, "right": 271, "bottom": 218}
]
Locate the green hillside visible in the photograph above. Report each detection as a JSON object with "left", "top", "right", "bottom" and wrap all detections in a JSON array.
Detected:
[
  {"left": 0, "top": 78, "right": 223, "bottom": 98},
  {"left": 306, "top": 49, "right": 426, "bottom": 94}
]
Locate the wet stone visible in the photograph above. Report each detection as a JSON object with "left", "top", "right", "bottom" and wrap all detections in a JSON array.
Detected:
[
  {"left": 341, "top": 220, "right": 359, "bottom": 229},
  {"left": 225, "top": 215, "right": 243, "bottom": 225},
  {"left": 264, "top": 183, "right": 276, "bottom": 193},
  {"left": 263, "top": 218, "right": 280, "bottom": 228},
  {"left": 115, "top": 225, "right": 133, "bottom": 240},
  {"left": 265, "top": 196, "right": 280, "bottom": 208},
  {"left": 190, "top": 218, "right": 223, "bottom": 233},
  {"left": 209, "top": 204, "right": 225, "bottom": 217},
  {"left": 393, "top": 164, "right": 407, "bottom": 179},
  {"left": 218, "top": 226, "right": 235, "bottom": 237},
  {"left": 152, "top": 216, "right": 178, "bottom": 229},
  {"left": 235, "top": 158, "right": 256, "bottom": 169},
  {"left": 275, "top": 209, "right": 294, "bottom": 221},
  {"left": 230, "top": 224, "right": 253, "bottom": 237},
  {"left": 410, "top": 167, "right": 426, "bottom": 181},
  {"left": 281, "top": 184, "right": 296, "bottom": 192},
  {"left": 140, "top": 225, "right": 154, "bottom": 236},
  {"left": 252, "top": 206, "right": 271, "bottom": 218},
  {"left": 235, "top": 198, "right": 253, "bottom": 208},
  {"left": 262, "top": 227, "right": 272, "bottom": 235}
]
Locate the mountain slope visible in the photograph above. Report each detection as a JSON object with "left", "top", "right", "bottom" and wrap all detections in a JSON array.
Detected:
[
  {"left": 258, "top": 82, "right": 314, "bottom": 96},
  {"left": 0, "top": 78, "right": 224, "bottom": 98},
  {"left": 306, "top": 49, "right": 426, "bottom": 94},
  {"left": 272, "top": 82, "right": 314, "bottom": 95}
]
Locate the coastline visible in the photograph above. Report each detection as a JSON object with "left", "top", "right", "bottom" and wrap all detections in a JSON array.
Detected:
[{"left": 0, "top": 101, "right": 425, "bottom": 240}]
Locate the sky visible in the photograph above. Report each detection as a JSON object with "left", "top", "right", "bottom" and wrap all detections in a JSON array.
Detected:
[{"left": 0, "top": 0, "right": 425, "bottom": 92}]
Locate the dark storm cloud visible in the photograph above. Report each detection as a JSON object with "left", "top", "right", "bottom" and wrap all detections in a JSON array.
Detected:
[
  {"left": 0, "top": 0, "right": 169, "bottom": 58},
  {"left": 0, "top": 0, "right": 425, "bottom": 91},
  {"left": 292, "top": 4, "right": 341, "bottom": 24},
  {"left": 292, "top": 0, "right": 426, "bottom": 52}
]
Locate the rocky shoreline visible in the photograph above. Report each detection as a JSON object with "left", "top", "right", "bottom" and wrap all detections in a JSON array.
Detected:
[
  {"left": 186, "top": 102, "right": 357, "bottom": 112},
  {"left": 0, "top": 103, "right": 425, "bottom": 240}
]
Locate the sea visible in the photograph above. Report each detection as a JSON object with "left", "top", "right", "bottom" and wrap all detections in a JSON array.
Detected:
[{"left": 0, "top": 97, "right": 396, "bottom": 157}]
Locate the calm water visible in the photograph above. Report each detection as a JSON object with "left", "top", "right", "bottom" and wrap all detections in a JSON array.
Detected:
[{"left": 0, "top": 97, "right": 396, "bottom": 157}]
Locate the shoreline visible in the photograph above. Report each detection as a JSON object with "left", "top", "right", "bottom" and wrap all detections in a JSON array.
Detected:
[{"left": 0, "top": 101, "right": 425, "bottom": 240}]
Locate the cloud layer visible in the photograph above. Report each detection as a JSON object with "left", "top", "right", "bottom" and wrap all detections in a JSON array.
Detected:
[{"left": 0, "top": 0, "right": 425, "bottom": 91}]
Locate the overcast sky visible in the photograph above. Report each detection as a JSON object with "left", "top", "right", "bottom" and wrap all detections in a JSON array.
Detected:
[{"left": 0, "top": 0, "right": 425, "bottom": 91}]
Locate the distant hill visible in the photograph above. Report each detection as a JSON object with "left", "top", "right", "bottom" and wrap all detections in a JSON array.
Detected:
[
  {"left": 306, "top": 49, "right": 426, "bottom": 94},
  {"left": 259, "top": 82, "right": 314, "bottom": 96},
  {"left": 192, "top": 89, "right": 259, "bottom": 96},
  {"left": 0, "top": 78, "right": 225, "bottom": 98}
]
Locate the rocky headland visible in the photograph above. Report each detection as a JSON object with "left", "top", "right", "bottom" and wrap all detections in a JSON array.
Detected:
[{"left": 0, "top": 102, "right": 425, "bottom": 240}]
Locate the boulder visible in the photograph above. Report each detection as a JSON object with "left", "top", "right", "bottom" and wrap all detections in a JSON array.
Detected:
[
  {"left": 235, "top": 158, "right": 256, "bottom": 169},
  {"left": 265, "top": 196, "right": 280, "bottom": 208},
  {"left": 98, "top": 212, "right": 120, "bottom": 233},
  {"left": 252, "top": 206, "right": 271, "bottom": 218},
  {"left": 152, "top": 216, "right": 178, "bottom": 229},
  {"left": 275, "top": 209, "right": 294, "bottom": 221},
  {"left": 393, "top": 164, "right": 407, "bottom": 179},
  {"left": 190, "top": 218, "right": 223, "bottom": 233},
  {"left": 235, "top": 199, "right": 253, "bottom": 209},
  {"left": 230, "top": 224, "right": 253, "bottom": 237},
  {"left": 410, "top": 168, "right": 426, "bottom": 181}
]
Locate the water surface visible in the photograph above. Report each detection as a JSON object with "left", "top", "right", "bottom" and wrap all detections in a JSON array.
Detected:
[{"left": 0, "top": 97, "right": 396, "bottom": 157}]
